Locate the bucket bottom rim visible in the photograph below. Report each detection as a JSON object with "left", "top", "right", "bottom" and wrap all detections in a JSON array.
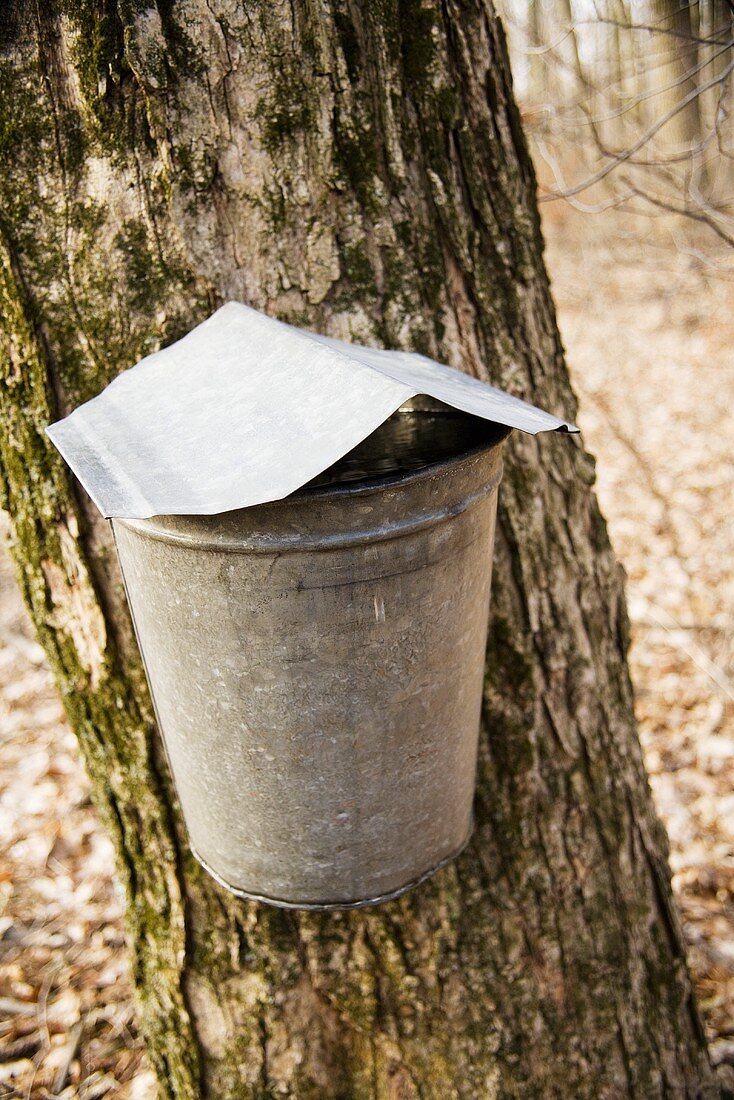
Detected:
[{"left": 189, "top": 822, "right": 474, "bottom": 911}]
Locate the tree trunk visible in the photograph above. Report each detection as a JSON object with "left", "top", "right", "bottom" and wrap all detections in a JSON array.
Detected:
[
  {"left": 526, "top": 0, "right": 547, "bottom": 106},
  {"left": 696, "top": 0, "right": 733, "bottom": 201},
  {"left": 604, "top": 0, "right": 641, "bottom": 147},
  {"left": 0, "top": 2, "right": 718, "bottom": 1096},
  {"left": 646, "top": 0, "right": 702, "bottom": 152}
]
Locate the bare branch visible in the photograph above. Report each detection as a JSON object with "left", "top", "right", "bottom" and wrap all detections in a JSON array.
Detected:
[
  {"left": 576, "top": 14, "right": 732, "bottom": 48},
  {"left": 618, "top": 176, "right": 734, "bottom": 248},
  {"left": 538, "top": 54, "right": 734, "bottom": 201}
]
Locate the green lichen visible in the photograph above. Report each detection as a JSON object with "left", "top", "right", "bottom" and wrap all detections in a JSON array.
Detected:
[
  {"left": 0, "top": 248, "right": 201, "bottom": 1098},
  {"left": 60, "top": 0, "right": 127, "bottom": 119},
  {"left": 257, "top": 60, "right": 317, "bottom": 153},
  {"left": 333, "top": 110, "right": 379, "bottom": 208},
  {"left": 60, "top": 0, "right": 202, "bottom": 154},
  {"left": 397, "top": 0, "right": 438, "bottom": 90},
  {"left": 333, "top": 5, "right": 361, "bottom": 83}
]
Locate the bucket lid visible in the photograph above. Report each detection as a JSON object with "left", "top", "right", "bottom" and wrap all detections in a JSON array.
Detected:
[{"left": 46, "top": 302, "right": 578, "bottom": 519}]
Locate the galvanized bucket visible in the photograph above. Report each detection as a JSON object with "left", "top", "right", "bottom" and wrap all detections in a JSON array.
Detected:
[{"left": 111, "top": 404, "right": 509, "bottom": 909}]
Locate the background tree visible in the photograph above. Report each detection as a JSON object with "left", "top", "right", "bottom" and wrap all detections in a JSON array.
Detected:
[
  {"left": 0, "top": 2, "right": 720, "bottom": 1097},
  {"left": 646, "top": 0, "right": 702, "bottom": 152},
  {"left": 504, "top": 0, "right": 734, "bottom": 240}
]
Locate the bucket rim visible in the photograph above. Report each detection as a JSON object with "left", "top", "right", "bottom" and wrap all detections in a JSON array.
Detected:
[
  {"left": 295, "top": 419, "right": 511, "bottom": 501},
  {"left": 110, "top": 422, "right": 510, "bottom": 549}
]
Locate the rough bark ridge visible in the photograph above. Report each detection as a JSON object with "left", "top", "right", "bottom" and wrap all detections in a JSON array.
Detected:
[{"left": 0, "top": 2, "right": 717, "bottom": 1097}]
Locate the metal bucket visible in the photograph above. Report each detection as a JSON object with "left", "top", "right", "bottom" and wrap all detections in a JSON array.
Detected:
[{"left": 111, "top": 403, "right": 509, "bottom": 909}]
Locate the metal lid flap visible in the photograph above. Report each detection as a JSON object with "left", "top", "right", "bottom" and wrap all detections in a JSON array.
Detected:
[{"left": 46, "top": 302, "right": 578, "bottom": 519}]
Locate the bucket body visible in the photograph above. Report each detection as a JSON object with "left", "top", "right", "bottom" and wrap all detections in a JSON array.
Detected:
[{"left": 112, "top": 409, "right": 508, "bottom": 909}]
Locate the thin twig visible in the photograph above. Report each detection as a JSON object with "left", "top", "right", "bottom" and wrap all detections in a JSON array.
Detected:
[
  {"left": 52, "top": 1019, "right": 84, "bottom": 1095},
  {"left": 539, "top": 55, "right": 734, "bottom": 201}
]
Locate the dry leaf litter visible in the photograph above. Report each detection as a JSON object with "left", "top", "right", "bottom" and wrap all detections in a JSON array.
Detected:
[{"left": 0, "top": 206, "right": 732, "bottom": 1096}]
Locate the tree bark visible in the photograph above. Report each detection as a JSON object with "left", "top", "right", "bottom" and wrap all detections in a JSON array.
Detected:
[{"left": 0, "top": 1, "right": 718, "bottom": 1096}]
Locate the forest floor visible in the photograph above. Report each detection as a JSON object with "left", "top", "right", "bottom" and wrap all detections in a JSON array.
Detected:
[{"left": 1, "top": 204, "right": 733, "bottom": 1097}]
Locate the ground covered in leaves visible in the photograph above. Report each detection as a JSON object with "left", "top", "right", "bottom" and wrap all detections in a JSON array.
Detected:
[
  {"left": 0, "top": 558, "right": 153, "bottom": 1098},
  {"left": 1, "top": 208, "right": 733, "bottom": 1096},
  {"left": 546, "top": 206, "right": 734, "bottom": 1071}
]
